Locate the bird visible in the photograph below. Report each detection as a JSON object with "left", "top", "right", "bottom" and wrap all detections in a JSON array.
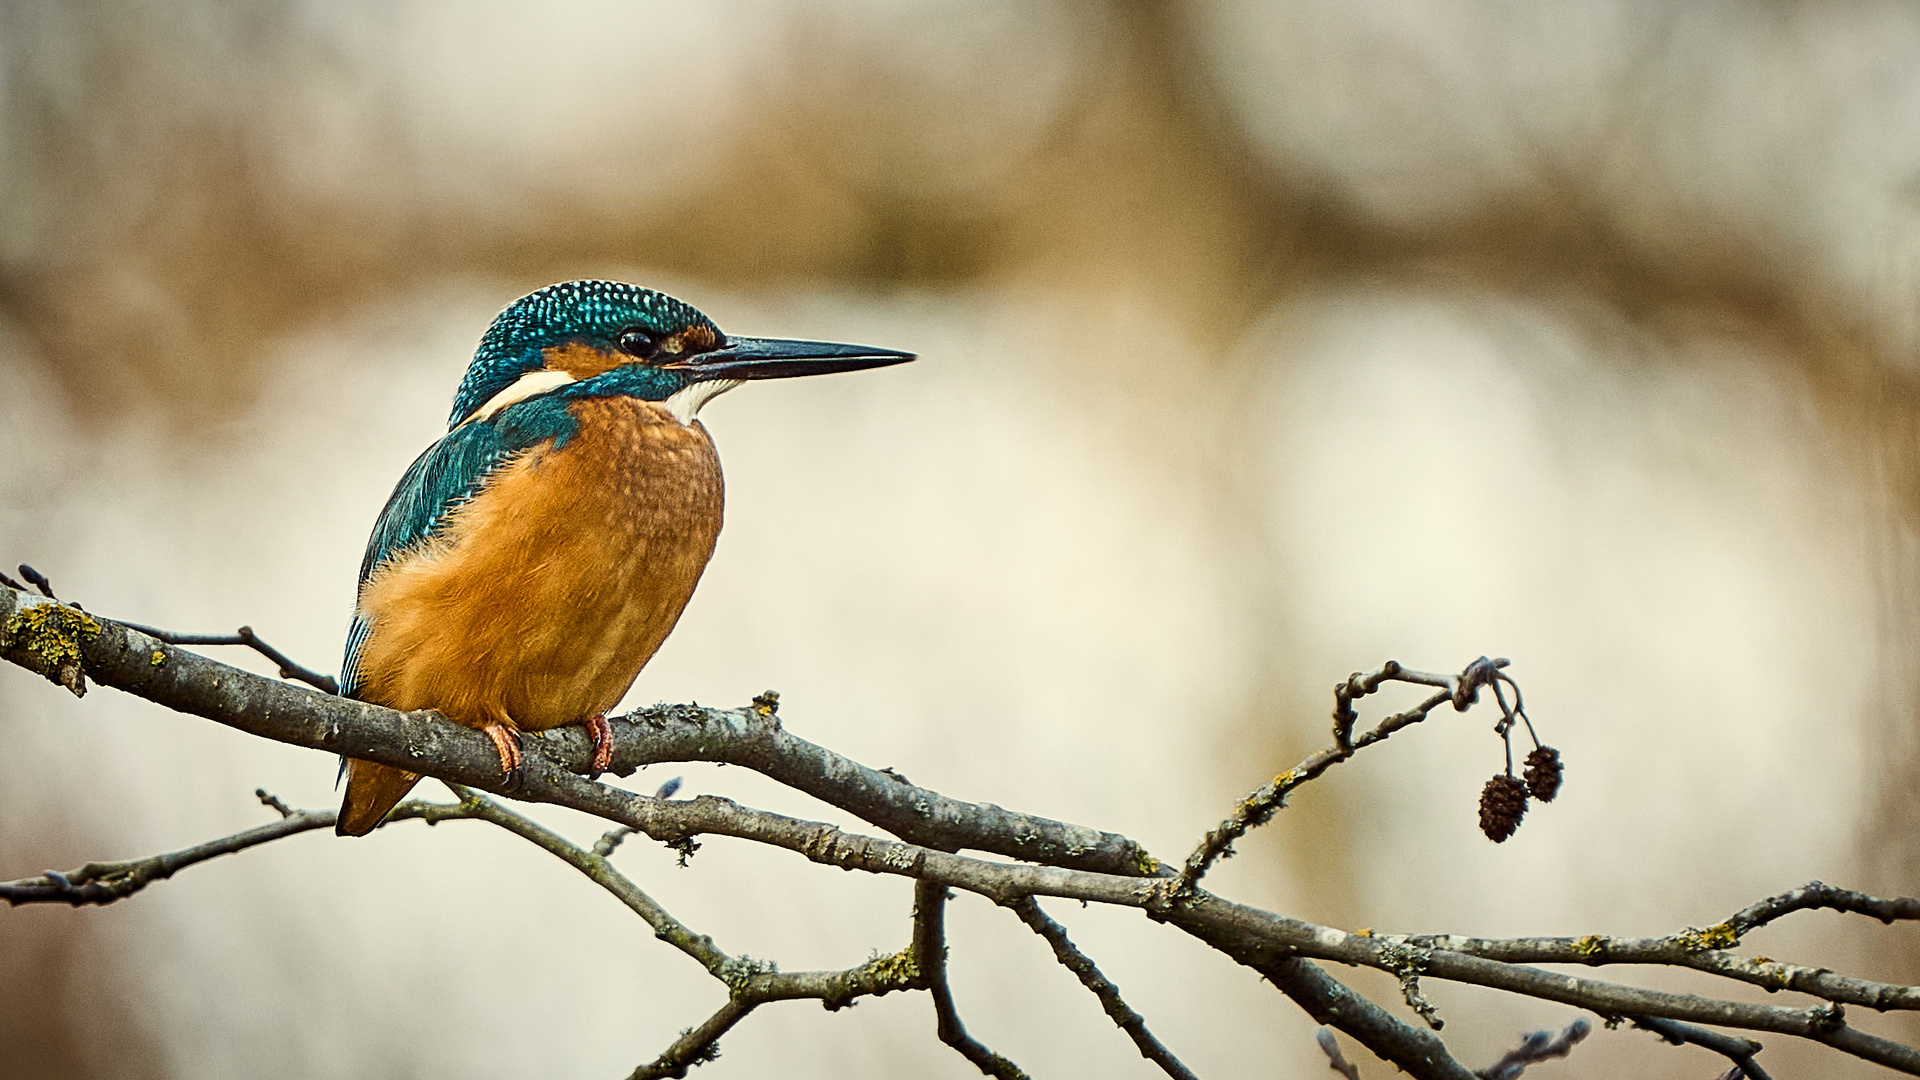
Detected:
[{"left": 334, "top": 279, "right": 913, "bottom": 836}]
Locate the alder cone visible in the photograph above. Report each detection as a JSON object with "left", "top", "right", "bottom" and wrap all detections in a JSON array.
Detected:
[
  {"left": 1479, "top": 774, "right": 1528, "bottom": 842},
  {"left": 1524, "top": 746, "right": 1563, "bottom": 803}
]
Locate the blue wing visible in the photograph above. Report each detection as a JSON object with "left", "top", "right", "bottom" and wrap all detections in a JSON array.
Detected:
[{"left": 338, "top": 396, "right": 579, "bottom": 698}]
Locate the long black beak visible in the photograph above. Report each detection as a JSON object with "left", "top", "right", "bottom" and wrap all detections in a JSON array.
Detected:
[{"left": 673, "top": 337, "right": 915, "bottom": 381}]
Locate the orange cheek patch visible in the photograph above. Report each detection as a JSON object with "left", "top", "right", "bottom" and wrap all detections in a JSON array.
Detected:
[{"left": 543, "top": 342, "right": 624, "bottom": 379}]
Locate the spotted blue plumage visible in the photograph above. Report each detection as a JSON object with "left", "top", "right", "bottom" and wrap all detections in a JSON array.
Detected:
[{"left": 447, "top": 279, "right": 717, "bottom": 429}]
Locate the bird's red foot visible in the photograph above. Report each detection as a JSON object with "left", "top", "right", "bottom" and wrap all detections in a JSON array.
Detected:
[
  {"left": 584, "top": 713, "right": 614, "bottom": 778},
  {"left": 481, "top": 721, "right": 525, "bottom": 790}
]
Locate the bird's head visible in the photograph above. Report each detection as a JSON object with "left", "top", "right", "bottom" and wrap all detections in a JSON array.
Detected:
[{"left": 449, "top": 280, "right": 913, "bottom": 428}]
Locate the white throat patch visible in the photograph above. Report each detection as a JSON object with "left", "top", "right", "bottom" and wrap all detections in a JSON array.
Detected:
[
  {"left": 664, "top": 379, "right": 742, "bottom": 425},
  {"left": 459, "top": 369, "right": 576, "bottom": 426}
]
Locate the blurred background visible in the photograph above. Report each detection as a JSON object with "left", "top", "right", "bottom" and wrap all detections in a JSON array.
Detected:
[{"left": 2, "top": 1, "right": 1918, "bottom": 1076}]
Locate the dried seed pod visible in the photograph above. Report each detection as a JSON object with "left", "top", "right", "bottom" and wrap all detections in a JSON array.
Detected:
[
  {"left": 1524, "top": 746, "right": 1563, "bottom": 803},
  {"left": 1479, "top": 774, "right": 1528, "bottom": 842}
]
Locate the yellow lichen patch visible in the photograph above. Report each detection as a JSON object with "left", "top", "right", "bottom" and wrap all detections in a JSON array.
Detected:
[
  {"left": 151, "top": 649, "right": 167, "bottom": 666},
  {"left": 1355, "top": 928, "right": 1374, "bottom": 938},
  {"left": 863, "top": 947, "right": 919, "bottom": 988},
  {"left": 1572, "top": 934, "right": 1606, "bottom": 961},
  {"left": 752, "top": 689, "right": 780, "bottom": 717},
  {"left": 3, "top": 603, "right": 101, "bottom": 697},
  {"left": 1679, "top": 922, "right": 1740, "bottom": 951},
  {"left": 1134, "top": 848, "right": 1161, "bottom": 876}
]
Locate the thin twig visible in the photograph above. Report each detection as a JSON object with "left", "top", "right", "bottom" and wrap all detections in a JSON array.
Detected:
[
  {"left": 628, "top": 999, "right": 753, "bottom": 1080},
  {"left": 117, "top": 618, "right": 339, "bottom": 694},
  {"left": 1397, "top": 971, "right": 1445, "bottom": 1030},
  {"left": 17, "top": 564, "right": 56, "bottom": 598},
  {"left": 1005, "top": 896, "right": 1198, "bottom": 1080},
  {"left": 1728, "top": 880, "right": 1920, "bottom": 935},
  {"left": 1318, "top": 1029, "right": 1363, "bottom": 1079},
  {"left": 916, "top": 880, "right": 1029, "bottom": 1079},
  {"left": 1176, "top": 657, "right": 1509, "bottom": 897},
  {"left": 1393, "top": 882, "right": 1920, "bottom": 1012},
  {"left": 594, "top": 826, "right": 637, "bottom": 857},
  {"left": 1181, "top": 905, "right": 1477, "bottom": 1080},
  {"left": 1475, "top": 1017, "right": 1589, "bottom": 1079},
  {"left": 436, "top": 783, "right": 925, "bottom": 1075},
  {"left": 623, "top": 944, "right": 926, "bottom": 1080},
  {"left": 1, "top": 799, "right": 447, "bottom": 905},
  {"left": 6, "top": 777, "right": 923, "bottom": 1078},
  {"left": 592, "top": 777, "right": 677, "bottom": 854},
  {"left": 1629, "top": 1015, "right": 1774, "bottom": 1080},
  {"left": 2, "top": 810, "right": 322, "bottom": 905},
  {"left": 1255, "top": 955, "right": 1477, "bottom": 1080},
  {"left": 435, "top": 783, "right": 737, "bottom": 977}
]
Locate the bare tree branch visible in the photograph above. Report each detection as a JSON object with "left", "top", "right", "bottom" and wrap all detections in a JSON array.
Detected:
[
  {"left": 431, "top": 782, "right": 740, "bottom": 978},
  {"left": 915, "top": 880, "right": 1030, "bottom": 1079},
  {"left": 1317, "top": 1028, "right": 1363, "bottom": 1079},
  {"left": 9, "top": 582, "right": 1920, "bottom": 1076},
  {"left": 6, "top": 769, "right": 930, "bottom": 1078},
  {"left": 1476, "top": 1018, "right": 1589, "bottom": 1079},
  {"left": 14, "top": 563, "right": 55, "bottom": 598},
  {"left": 600, "top": 699, "right": 1153, "bottom": 877},
  {"left": 1728, "top": 881, "right": 1920, "bottom": 934},
  {"left": 116, "top": 619, "right": 340, "bottom": 695},
  {"left": 1391, "top": 889, "right": 1920, "bottom": 1012},
  {"left": 0, "top": 588, "right": 1148, "bottom": 878},
  {"left": 3, "top": 809, "right": 332, "bottom": 905},
  {"left": 421, "top": 783, "right": 930, "bottom": 1075},
  {"left": 630, "top": 999, "right": 752, "bottom": 1080},
  {"left": 0, "top": 793, "right": 456, "bottom": 906},
  {"left": 1177, "top": 657, "right": 1513, "bottom": 897},
  {"left": 1004, "top": 895, "right": 1198, "bottom": 1080},
  {"left": 1629, "top": 1015, "right": 1775, "bottom": 1080},
  {"left": 1255, "top": 955, "right": 1477, "bottom": 1080}
]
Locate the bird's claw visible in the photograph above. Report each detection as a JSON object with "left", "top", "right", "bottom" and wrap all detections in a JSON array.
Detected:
[
  {"left": 585, "top": 712, "right": 614, "bottom": 778},
  {"left": 482, "top": 722, "right": 525, "bottom": 791}
]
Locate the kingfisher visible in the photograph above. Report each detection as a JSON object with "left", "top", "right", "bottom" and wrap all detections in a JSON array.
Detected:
[{"left": 334, "top": 280, "right": 913, "bottom": 836}]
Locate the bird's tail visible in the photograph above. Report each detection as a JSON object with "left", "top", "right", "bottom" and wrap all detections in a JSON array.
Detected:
[{"left": 336, "top": 758, "right": 423, "bottom": 836}]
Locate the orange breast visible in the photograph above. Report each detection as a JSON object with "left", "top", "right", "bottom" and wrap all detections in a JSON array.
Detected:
[{"left": 351, "top": 397, "right": 724, "bottom": 731}]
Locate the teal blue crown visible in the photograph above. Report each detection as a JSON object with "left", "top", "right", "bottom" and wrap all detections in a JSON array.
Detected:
[{"left": 449, "top": 280, "right": 717, "bottom": 427}]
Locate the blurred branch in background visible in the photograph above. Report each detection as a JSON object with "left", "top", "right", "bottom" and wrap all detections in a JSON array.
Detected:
[{"left": 6, "top": 583, "right": 1920, "bottom": 1078}]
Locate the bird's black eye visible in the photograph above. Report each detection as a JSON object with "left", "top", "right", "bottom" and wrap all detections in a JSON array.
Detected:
[{"left": 618, "top": 327, "right": 662, "bottom": 360}]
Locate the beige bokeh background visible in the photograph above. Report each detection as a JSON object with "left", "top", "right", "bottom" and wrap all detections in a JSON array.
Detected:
[{"left": 3, "top": 2, "right": 1918, "bottom": 1077}]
